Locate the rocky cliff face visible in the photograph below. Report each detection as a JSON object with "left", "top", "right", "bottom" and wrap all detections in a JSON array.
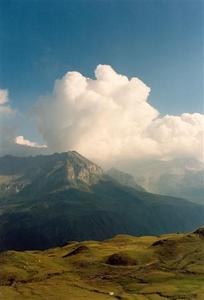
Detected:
[
  {"left": 65, "top": 151, "right": 103, "bottom": 184},
  {"left": 0, "top": 151, "right": 103, "bottom": 196}
]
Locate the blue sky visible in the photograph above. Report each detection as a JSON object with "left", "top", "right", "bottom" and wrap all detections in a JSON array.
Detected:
[{"left": 0, "top": 0, "right": 203, "bottom": 141}]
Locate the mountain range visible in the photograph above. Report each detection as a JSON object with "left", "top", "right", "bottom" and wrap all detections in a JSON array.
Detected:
[
  {"left": 121, "top": 158, "right": 204, "bottom": 204},
  {"left": 0, "top": 151, "right": 203, "bottom": 251}
]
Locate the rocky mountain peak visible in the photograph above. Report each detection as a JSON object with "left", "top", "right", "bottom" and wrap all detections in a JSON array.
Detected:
[
  {"left": 0, "top": 151, "right": 103, "bottom": 196},
  {"left": 60, "top": 151, "right": 103, "bottom": 185}
]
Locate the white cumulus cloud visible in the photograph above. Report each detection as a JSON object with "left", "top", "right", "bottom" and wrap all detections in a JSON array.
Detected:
[
  {"left": 35, "top": 65, "right": 158, "bottom": 161},
  {"left": 1, "top": 67, "right": 202, "bottom": 165},
  {"left": 148, "top": 113, "right": 204, "bottom": 162},
  {"left": 34, "top": 65, "right": 204, "bottom": 165}
]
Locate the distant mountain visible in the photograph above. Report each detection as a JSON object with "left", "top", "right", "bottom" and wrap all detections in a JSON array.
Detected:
[
  {"left": 0, "top": 152, "right": 204, "bottom": 250},
  {"left": 106, "top": 168, "right": 145, "bottom": 191},
  {"left": 129, "top": 158, "right": 204, "bottom": 204},
  {"left": 153, "top": 168, "right": 204, "bottom": 204}
]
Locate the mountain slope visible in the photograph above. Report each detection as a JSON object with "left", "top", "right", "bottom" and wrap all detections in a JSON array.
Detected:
[
  {"left": 106, "top": 168, "right": 145, "bottom": 191},
  {"left": 1, "top": 227, "right": 204, "bottom": 299},
  {"left": 0, "top": 152, "right": 204, "bottom": 251}
]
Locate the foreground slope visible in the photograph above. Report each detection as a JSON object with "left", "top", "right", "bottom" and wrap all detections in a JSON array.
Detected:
[
  {"left": 0, "top": 152, "right": 204, "bottom": 250},
  {"left": 1, "top": 228, "right": 204, "bottom": 300}
]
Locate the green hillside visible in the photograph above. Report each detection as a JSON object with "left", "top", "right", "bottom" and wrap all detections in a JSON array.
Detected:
[{"left": 1, "top": 228, "right": 204, "bottom": 300}]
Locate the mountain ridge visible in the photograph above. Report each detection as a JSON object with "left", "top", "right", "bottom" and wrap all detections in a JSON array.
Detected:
[
  {"left": 106, "top": 167, "right": 145, "bottom": 192},
  {"left": 0, "top": 151, "right": 103, "bottom": 196},
  {"left": 0, "top": 151, "right": 204, "bottom": 251}
]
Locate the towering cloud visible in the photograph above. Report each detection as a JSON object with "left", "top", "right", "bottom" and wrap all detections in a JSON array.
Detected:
[
  {"left": 35, "top": 65, "right": 204, "bottom": 165},
  {"left": 1, "top": 67, "right": 203, "bottom": 164}
]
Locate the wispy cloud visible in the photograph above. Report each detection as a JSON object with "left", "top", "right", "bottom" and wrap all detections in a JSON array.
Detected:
[
  {"left": 0, "top": 88, "right": 46, "bottom": 156},
  {"left": 0, "top": 89, "right": 15, "bottom": 115},
  {"left": 15, "top": 135, "right": 47, "bottom": 148}
]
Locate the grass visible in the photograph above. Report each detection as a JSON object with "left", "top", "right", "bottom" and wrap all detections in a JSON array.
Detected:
[{"left": 0, "top": 229, "right": 204, "bottom": 299}]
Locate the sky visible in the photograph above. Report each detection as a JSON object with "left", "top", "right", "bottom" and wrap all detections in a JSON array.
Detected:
[{"left": 0, "top": 0, "right": 203, "bottom": 165}]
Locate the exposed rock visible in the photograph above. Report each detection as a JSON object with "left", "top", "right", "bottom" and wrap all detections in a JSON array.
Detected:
[
  {"left": 106, "top": 252, "right": 137, "bottom": 266},
  {"left": 151, "top": 239, "right": 168, "bottom": 247},
  {"left": 151, "top": 238, "right": 175, "bottom": 247},
  {"left": 194, "top": 227, "right": 204, "bottom": 237},
  {"left": 0, "top": 151, "right": 103, "bottom": 196},
  {"left": 63, "top": 245, "right": 90, "bottom": 257}
]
